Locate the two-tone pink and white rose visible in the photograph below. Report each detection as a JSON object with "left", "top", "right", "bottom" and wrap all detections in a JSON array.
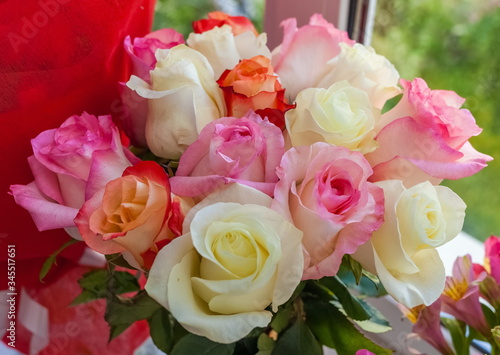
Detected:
[
  {"left": 366, "top": 78, "right": 493, "bottom": 186},
  {"left": 121, "top": 28, "right": 184, "bottom": 146},
  {"left": 272, "top": 14, "right": 354, "bottom": 101},
  {"left": 272, "top": 143, "right": 384, "bottom": 279},
  {"left": 127, "top": 45, "right": 226, "bottom": 160},
  {"left": 124, "top": 28, "right": 185, "bottom": 81},
  {"left": 170, "top": 112, "right": 285, "bottom": 198},
  {"left": 10, "top": 112, "right": 138, "bottom": 237}
]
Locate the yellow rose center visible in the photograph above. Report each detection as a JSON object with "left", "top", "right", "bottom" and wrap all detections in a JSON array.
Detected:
[{"left": 207, "top": 221, "right": 268, "bottom": 279}]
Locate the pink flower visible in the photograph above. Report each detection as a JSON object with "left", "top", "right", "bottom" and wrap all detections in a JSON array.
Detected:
[
  {"left": 271, "top": 14, "right": 354, "bottom": 101},
  {"left": 272, "top": 143, "right": 384, "bottom": 279},
  {"left": 76, "top": 161, "right": 180, "bottom": 269},
  {"left": 121, "top": 29, "right": 184, "bottom": 147},
  {"left": 10, "top": 113, "right": 138, "bottom": 234},
  {"left": 355, "top": 351, "right": 376, "bottom": 355},
  {"left": 441, "top": 255, "right": 490, "bottom": 337},
  {"left": 124, "top": 29, "right": 184, "bottom": 81},
  {"left": 366, "top": 78, "right": 492, "bottom": 186},
  {"left": 400, "top": 301, "right": 454, "bottom": 355},
  {"left": 169, "top": 112, "right": 285, "bottom": 197},
  {"left": 484, "top": 235, "right": 500, "bottom": 283}
]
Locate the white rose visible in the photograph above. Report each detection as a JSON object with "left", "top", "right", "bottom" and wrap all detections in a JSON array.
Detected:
[
  {"left": 285, "top": 80, "right": 379, "bottom": 154},
  {"left": 145, "top": 184, "right": 303, "bottom": 344},
  {"left": 126, "top": 45, "right": 226, "bottom": 160},
  {"left": 352, "top": 180, "right": 466, "bottom": 307},
  {"left": 316, "top": 43, "right": 401, "bottom": 109},
  {"left": 187, "top": 25, "right": 271, "bottom": 79}
]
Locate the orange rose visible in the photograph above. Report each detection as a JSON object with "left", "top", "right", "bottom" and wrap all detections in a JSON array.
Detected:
[
  {"left": 76, "top": 161, "right": 190, "bottom": 269},
  {"left": 192, "top": 11, "right": 258, "bottom": 36},
  {"left": 217, "top": 55, "right": 294, "bottom": 129}
]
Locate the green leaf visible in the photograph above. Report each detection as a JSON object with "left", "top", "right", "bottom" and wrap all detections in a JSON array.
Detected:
[
  {"left": 351, "top": 298, "right": 391, "bottom": 333},
  {"left": 304, "top": 299, "right": 392, "bottom": 354},
  {"left": 170, "top": 334, "right": 235, "bottom": 355},
  {"left": 106, "top": 291, "right": 162, "bottom": 325},
  {"left": 319, "top": 277, "right": 371, "bottom": 321},
  {"left": 173, "top": 320, "right": 189, "bottom": 343},
  {"left": 108, "top": 271, "right": 141, "bottom": 295},
  {"left": 272, "top": 319, "right": 322, "bottom": 355},
  {"left": 71, "top": 290, "right": 99, "bottom": 306},
  {"left": 39, "top": 238, "right": 79, "bottom": 282},
  {"left": 441, "top": 317, "right": 470, "bottom": 355},
  {"left": 148, "top": 308, "right": 174, "bottom": 353},
  {"left": 78, "top": 269, "right": 109, "bottom": 290},
  {"left": 337, "top": 263, "right": 387, "bottom": 298},
  {"left": 71, "top": 269, "right": 140, "bottom": 306},
  {"left": 105, "top": 291, "right": 162, "bottom": 341}
]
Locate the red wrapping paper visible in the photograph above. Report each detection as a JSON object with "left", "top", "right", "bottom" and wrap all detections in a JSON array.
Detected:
[{"left": 0, "top": 0, "right": 155, "bottom": 353}]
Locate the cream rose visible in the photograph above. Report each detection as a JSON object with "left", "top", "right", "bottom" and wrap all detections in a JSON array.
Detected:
[
  {"left": 186, "top": 25, "right": 271, "bottom": 79},
  {"left": 286, "top": 80, "right": 379, "bottom": 154},
  {"left": 352, "top": 180, "right": 466, "bottom": 307},
  {"left": 127, "top": 45, "right": 226, "bottom": 160},
  {"left": 146, "top": 184, "right": 303, "bottom": 343},
  {"left": 316, "top": 43, "right": 401, "bottom": 109}
]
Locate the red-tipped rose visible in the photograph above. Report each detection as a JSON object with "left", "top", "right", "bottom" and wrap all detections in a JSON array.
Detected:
[
  {"left": 217, "top": 55, "right": 294, "bottom": 129},
  {"left": 193, "top": 11, "right": 258, "bottom": 36}
]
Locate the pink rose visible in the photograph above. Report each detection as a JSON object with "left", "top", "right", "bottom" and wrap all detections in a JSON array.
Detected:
[
  {"left": 271, "top": 14, "right": 354, "bottom": 101},
  {"left": 366, "top": 78, "right": 492, "bottom": 186},
  {"left": 121, "top": 29, "right": 184, "bottom": 147},
  {"left": 272, "top": 143, "right": 384, "bottom": 279},
  {"left": 10, "top": 112, "right": 138, "bottom": 234},
  {"left": 169, "top": 112, "right": 285, "bottom": 197},
  {"left": 76, "top": 161, "right": 182, "bottom": 270},
  {"left": 124, "top": 28, "right": 184, "bottom": 81}
]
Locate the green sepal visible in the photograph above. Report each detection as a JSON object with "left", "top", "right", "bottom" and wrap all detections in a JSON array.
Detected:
[{"left": 39, "top": 238, "right": 79, "bottom": 282}]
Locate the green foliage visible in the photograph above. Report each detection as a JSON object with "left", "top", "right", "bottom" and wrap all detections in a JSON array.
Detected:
[
  {"left": 71, "top": 269, "right": 140, "bottom": 306},
  {"left": 304, "top": 300, "right": 392, "bottom": 354},
  {"left": 373, "top": 0, "right": 500, "bottom": 240},
  {"left": 170, "top": 334, "right": 236, "bottom": 355},
  {"left": 105, "top": 291, "right": 162, "bottom": 340},
  {"left": 440, "top": 318, "right": 470, "bottom": 355}
]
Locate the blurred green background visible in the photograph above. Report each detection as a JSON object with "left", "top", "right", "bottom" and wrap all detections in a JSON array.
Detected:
[{"left": 154, "top": 0, "right": 500, "bottom": 241}]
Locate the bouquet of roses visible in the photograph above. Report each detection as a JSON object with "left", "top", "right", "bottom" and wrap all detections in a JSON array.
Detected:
[{"left": 10, "top": 11, "right": 495, "bottom": 355}]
